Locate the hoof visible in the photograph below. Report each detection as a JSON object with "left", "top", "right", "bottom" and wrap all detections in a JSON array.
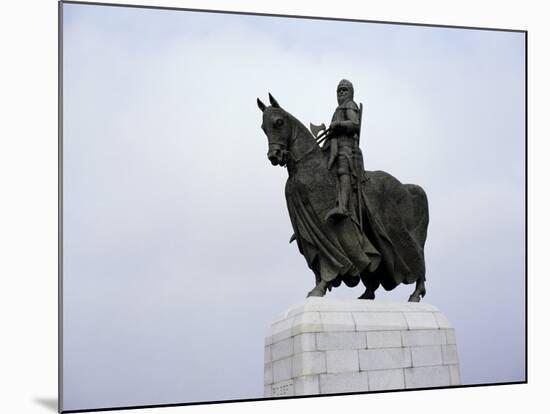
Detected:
[
  {"left": 408, "top": 286, "right": 426, "bottom": 302},
  {"left": 307, "top": 287, "right": 326, "bottom": 297},
  {"left": 358, "top": 290, "right": 375, "bottom": 300},
  {"left": 408, "top": 294, "right": 421, "bottom": 302}
]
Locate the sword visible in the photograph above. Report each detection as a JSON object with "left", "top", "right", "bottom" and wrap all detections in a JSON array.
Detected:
[{"left": 356, "top": 103, "right": 364, "bottom": 228}]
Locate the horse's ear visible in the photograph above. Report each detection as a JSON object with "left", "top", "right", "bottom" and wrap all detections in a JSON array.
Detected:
[
  {"left": 268, "top": 93, "right": 280, "bottom": 108},
  {"left": 257, "top": 98, "right": 266, "bottom": 112}
]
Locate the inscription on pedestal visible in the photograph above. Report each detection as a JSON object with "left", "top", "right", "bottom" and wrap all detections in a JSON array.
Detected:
[{"left": 272, "top": 380, "right": 294, "bottom": 397}]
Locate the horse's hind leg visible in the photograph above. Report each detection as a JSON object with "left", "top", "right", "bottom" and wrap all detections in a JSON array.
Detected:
[
  {"left": 408, "top": 278, "right": 426, "bottom": 302},
  {"left": 358, "top": 274, "right": 379, "bottom": 300}
]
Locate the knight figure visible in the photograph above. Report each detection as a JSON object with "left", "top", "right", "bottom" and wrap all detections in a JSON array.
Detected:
[{"left": 323, "top": 79, "right": 365, "bottom": 222}]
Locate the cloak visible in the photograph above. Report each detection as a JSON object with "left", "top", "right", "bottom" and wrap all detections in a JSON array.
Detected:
[{"left": 285, "top": 167, "right": 428, "bottom": 291}]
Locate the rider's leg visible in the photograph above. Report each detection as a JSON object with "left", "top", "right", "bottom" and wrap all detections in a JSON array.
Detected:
[
  {"left": 325, "top": 156, "right": 351, "bottom": 221},
  {"left": 339, "top": 173, "right": 351, "bottom": 214}
]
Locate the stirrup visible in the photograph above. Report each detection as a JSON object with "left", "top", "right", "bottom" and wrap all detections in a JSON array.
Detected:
[{"left": 324, "top": 206, "right": 349, "bottom": 222}]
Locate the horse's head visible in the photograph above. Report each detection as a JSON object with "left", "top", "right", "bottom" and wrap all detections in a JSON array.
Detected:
[{"left": 257, "top": 93, "right": 293, "bottom": 167}]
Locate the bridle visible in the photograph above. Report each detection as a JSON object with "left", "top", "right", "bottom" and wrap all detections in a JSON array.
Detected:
[{"left": 268, "top": 123, "right": 317, "bottom": 167}]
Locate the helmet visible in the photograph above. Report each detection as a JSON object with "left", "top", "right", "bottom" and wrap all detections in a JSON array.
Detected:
[
  {"left": 337, "top": 79, "right": 354, "bottom": 98},
  {"left": 337, "top": 79, "right": 354, "bottom": 105}
]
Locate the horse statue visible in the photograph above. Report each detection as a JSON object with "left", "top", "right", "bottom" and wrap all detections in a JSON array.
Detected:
[{"left": 257, "top": 93, "right": 429, "bottom": 302}]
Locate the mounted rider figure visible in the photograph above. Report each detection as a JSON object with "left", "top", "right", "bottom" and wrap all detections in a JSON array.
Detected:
[{"left": 323, "top": 79, "right": 365, "bottom": 222}]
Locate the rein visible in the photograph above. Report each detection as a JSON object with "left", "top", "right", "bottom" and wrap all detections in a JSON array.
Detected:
[{"left": 287, "top": 125, "right": 318, "bottom": 165}]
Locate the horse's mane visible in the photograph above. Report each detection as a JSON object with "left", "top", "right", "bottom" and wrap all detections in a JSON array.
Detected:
[
  {"left": 285, "top": 111, "right": 316, "bottom": 141},
  {"left": 281, "top": 108, "right": 325, "bottom": 172}
]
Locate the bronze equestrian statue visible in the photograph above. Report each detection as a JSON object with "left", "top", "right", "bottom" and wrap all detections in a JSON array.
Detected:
[{"left": 257, "top": 81, "right": 429, "bottom": 302}]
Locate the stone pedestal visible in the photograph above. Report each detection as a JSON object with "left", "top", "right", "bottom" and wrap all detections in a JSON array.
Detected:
[{"left": 264, "top": 298, "right": 461, "bottom": 397}]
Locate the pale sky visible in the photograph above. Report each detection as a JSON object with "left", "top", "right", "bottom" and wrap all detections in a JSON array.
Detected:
[{"left": 62, "top": 3, "right": 525, "bottom": 411}]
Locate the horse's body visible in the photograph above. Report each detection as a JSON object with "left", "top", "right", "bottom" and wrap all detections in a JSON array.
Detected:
[{"left": 258, "top": 94, "right": 429, "bottom": 301}]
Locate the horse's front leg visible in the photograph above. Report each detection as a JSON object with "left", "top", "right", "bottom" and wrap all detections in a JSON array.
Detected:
[{"left": 307, "top": 280, "right": 328, "bottom": 297}]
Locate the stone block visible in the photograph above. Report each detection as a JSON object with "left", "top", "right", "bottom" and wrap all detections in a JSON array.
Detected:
[
  {"left": 264, "top": 385, "right": 272, "bottom": 397},
  {"left": 445, "top": 329, "right": 457, "bottom": 345},
  {"left": 400, "top": 302, "right": 439, "bottom": 312},
  {"left": 404, "top": 312, "right": 439, "bottom": 330},
  {"left": 326, "top": 350, "right": 360, "bottom": 373},
  {"left": 286, "top": 297, "right": 370, "bottom": 316},
  {"left": 294, "top": 375, "right": 320, "bottom": 395},
  {"left": 434, "top": 312, "right": 453, "bottom": 329},
  {"left": 320, "top": 312, "right": 356, "bottom": 331},
  {"left": 320, "top": 372, "right": 369, "bottom": 394},
  {"left": 442, "top": 345, "right": 459, "bottom": 365},
  {"left": 404, "top": 366, "right": 451, "bottom": 389},
  {"left": 368, "top": 369, "right": 405, "bottom": 391},
  {"left": 353, "top": 312, "right": 408, "bottom": 331},
  {"left": 294, "top": 333, "right": 317, "bottom": 353},
  {"left": 284, "top": 298, "right": 440, "bottom": 316},
  {"left": 264, "top": 345, "right": 271, "bottom": 364},
  {"left": 449, "top": 365, "right": 462, "bottom": 385},
  {"left": 401, "top": 329, "right": 446, "bottom": 347},
  {"left": 317, "top": 332, "right": 366, "bottom": 350},
  {"left": 291, "top": 311, "right": 323, "bottom": 335},
  {"left": 366, "top": 331, "right": 402, "bottom": 348},
  {"left": 272, "top": 357, "right": 292, "bottom": 383},
  {"left": 411, "top": 345, "right": 443, "bottom": 367},
  {"left": 292, "top": 351, "right": 326, "bottom": 377},
  {"left": 271, "top": 337, "right": 294, "bottom": 361},
  {"left": 359, "top": 347, "right": 412, "bottom": 371},
  {"left": 271, "top": 316, "right": 296, "bottom": 343},
  {"left": 264, "top": 363, "right": 273, "bottom": 385}
]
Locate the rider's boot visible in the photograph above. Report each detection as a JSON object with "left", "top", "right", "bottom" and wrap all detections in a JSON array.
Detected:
[{"left": 325, "top": 174, "right": 351, "bottom": 221}]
